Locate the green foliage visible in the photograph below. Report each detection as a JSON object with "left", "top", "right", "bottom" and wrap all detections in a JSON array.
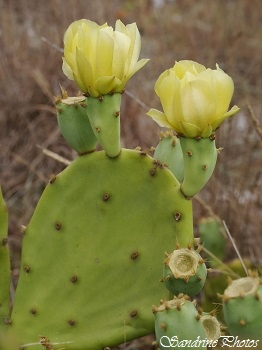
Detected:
[
  {"left": 9, "top": 149, "right": 193, "bottom": 349},
  {"left": 198, "top": 217, "right": 226, "bottom": 268}
]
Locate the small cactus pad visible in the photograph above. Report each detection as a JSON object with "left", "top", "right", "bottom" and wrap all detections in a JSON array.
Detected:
[
  {"left": 180, "top": 136, "right": 218, "bottom": 198},
  {"left": 85, "top": 93, "right": 122, "bottom": 158},
  {"left": 56, "top": 96, "right": 97, "bottom": 155},
  {"left": 163, "top": 248, "right": 207, "bottom": 297},
  {"left": 222, "top": 276, "right": 262, "bottom": 340},
  {"left": 0, "top": 186, "right": 11, "bottom": 330},
  {"left": 153, "top": 131, "right": 184, "bottom": 182},
  {"left": 9, "top": 149, "right": 193, "bottom": 349},
  {"left": 153, "top": 295, "right": 207, "bottom": 350}
]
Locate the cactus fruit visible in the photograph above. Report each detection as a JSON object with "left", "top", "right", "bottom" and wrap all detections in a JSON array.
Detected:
[
  {"left": 221, "top": 275, "right": 262, "bottom": 340},
  {"left": 180, "top": 136, "right": 218, "bottom": 198},
  {"left": 9, "top": 149, "right": 194, "bottom": 349},
  {"left": 85, "top": 93, "right": 122, "bottom": 158},
  {"left": 0, "top": 186, "right": 11, "bottom": 331},
  {"left": 153, "top": 295, "right": 218, "bottom": 350},
  {"left": 198, "top": 217, "right": 226, "bottom": 268},
  {"left": 153, "top": 131, "right": 184, "bottom": 182},
  {"left": 56, "top": 96, "right": 97, "bottom": 155},
  {"left": 163, "top": 248, "right": 207, "bottom": 297}
]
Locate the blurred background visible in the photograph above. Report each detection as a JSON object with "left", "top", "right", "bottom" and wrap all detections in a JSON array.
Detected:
[{"left": 0, "top": 0, "right": 261, "bottom": 347}]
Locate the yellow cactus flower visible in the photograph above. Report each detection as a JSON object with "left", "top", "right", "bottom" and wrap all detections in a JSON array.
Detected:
[
  {"left": 62, "top": 19, "right": 149, "bottom": 97},
  {"left": 147, "top": 60, "right": 240, "bottom": 137}
]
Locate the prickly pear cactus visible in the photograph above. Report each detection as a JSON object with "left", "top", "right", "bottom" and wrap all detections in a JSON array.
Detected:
[
  {"left": 8, "top": 149, "right": 193, "bottom": 349},
  {"left": 221, "top": 275, "right": 262, "bottom": 340}
]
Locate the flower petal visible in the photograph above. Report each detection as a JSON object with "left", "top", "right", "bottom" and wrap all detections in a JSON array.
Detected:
[
  {"left": 211, "top": 105, "right": 240, "bottom": 130},
  {"left": 180, "top": 78, "right": 216, "bottom": 131},
  {"left": 146, "top": 109, "right": 174, "bottom": 128}
]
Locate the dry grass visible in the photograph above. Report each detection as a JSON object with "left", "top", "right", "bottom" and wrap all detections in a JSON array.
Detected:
[{"left": 0, "top": 0, "right": 261, "bottom": 347}]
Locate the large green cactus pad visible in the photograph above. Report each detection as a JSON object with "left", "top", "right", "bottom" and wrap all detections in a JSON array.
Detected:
[{"left": 9, "top": 149, "right": 193, "bottom": 349}]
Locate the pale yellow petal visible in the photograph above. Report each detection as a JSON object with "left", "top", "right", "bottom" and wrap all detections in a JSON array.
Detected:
[
  {"left": 62, "top": 57, "right": 74, "bottom": 80},
  {"left": 75, "top": 47, "right": 94, "bottom": 92},
  {"left": 146, "top": 109, "right": 174, "bottom": 128},
  {"left": 112, "top": 31, "right": 131, "bottom": 79},
  {"left": 211, "top": 105, "right": 240, "bottom": 130},
  {"left": 173, "top": 60, "right": 206, "bottom": 79},
  {"left": 95, "top": 28, "right": 114, "bottom": 78},
  {"left": 180, "top": 79, "right": 216, "bottom": 131}
]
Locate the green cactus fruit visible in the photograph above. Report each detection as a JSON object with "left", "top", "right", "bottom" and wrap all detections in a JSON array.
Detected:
[
  {"left": 198, "top": 217, "right": 226, "bottom": 268},
  {"left": 0, "top": 186, "right": 11, "bottom": 330},
  {"left": 180, "top": 136, "right": 218, "bottom": 198},
  {"left": 153, "top": 131, "right": 184, "bottom": 182},
  {"left": 56, "top": 96, "right": 97, "bottom": 155},
  {"left": 163, "top": 248, "right": 207, "bottom": 297},
  {"left": 222, "top": 276, "right": 262, "bottom": 340},
  {"left": 85, "top": 93, "right": 122, "bottom": 158},
  {"left": 9, "top": 149, "right": 194, "bottom": 349},
  {"left": 202, "top": 258, "right": 254, "bottom": 321},
  {"left": 153, "top": 295, "right": 210, "bottom": 350}
]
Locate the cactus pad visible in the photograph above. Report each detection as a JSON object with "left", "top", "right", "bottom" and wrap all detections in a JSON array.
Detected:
[{"left": 9, "top": 149, "right": 193, "bottom": 349}]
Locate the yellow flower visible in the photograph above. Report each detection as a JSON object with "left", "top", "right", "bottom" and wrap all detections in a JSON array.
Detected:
[
  {"left": 62, "top": 19, "right": 149, "bottom": 97},
  {"left": 147, "top": 60, "right": 240, "bottom": 137}
]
